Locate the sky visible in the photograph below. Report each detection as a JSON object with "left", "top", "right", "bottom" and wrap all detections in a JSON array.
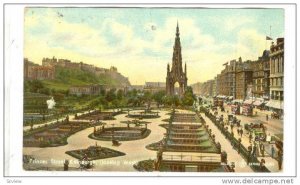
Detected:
[{"left": 24, "top": 8, "right": 284, "bottom": 85}]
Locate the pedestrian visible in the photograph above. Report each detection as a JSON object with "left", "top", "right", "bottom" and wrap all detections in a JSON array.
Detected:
[
  {"left": 247, "top": 145, "right": 252, "bottom": 164},
  {"left": 249, "top": 133, "right": 253, "bottom": 143},
  {"left": 261, "top": 144, "right": 265, "bottom": 157},
  {"left": 240, "top": 129, "right": 243, "bottom": 138},
  {"left": 278, "top": 149, "right": 283, "bottom": 170},
  {"left": 231, "top": 140, "right": 235, "bottom": 149},
  {"left": 271, "top": 145, "right": 275, "bottom": 158},
  {"left": 252, "top": 143, "right": 257, "bottom": 157},
  {"left": 260, "top": 159, "right": 266, "bottom": 171},
  {"left": 266, "top": 114, "right": 269, "bottom": 121},
  {"left": 238, "top": 138, "right": 242, "bottom": 154},
  {"left": 259, "top": 142, "right": 262, "bottom": 151}
]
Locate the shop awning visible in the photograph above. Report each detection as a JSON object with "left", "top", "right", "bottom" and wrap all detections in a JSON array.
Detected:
[
  {"left": 253, "top": 100, "right": 264, "bottom": 106},
  {"left": 243, "top": 99, "right": 254, "bottom": 105},
  {"left": 265, "top": 100, "right": 284, "bottom": 109},
  {"left": 232, "top": 99, "right": 243, "bottom": 104}
]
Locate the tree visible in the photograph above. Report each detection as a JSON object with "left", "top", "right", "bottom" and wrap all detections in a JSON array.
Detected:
[
  {"left": 100, "top": 88, "right": 106, "bottom": 96},
  {"left": 172, "top": 95, "right": 181, "bottom": 106},
  {"left": 153, "top": 91, "right": 166, "bottom": 108},
  {"left": 53, "top": 93, "right": 65, "bottom": 102},
  {"left": 182, "top": 86, "right": 195, "bottom": 106},
  {"left": 112, "top": 99, "right": 119, "bottom": 108},
  {"left": 39, "top": 88, "right": 50, "bottom": 95},
  {"left": 105, "top": 88, "right": 117, "bottom": 102},
  {"left": 28, "top": 80, "right": 44, "bottom": 93},
  {"left": 162, "top": 95, "right": 172, "bottom": 106},
  {"left": 99, "top": 97, "right": 108, "bottom": 107},
  {"left": 89, "top": 97, "right": 100, "bottom": 109},
  {"left": 24, "top": 81, "right": 30, "bottom": 92},
  {"left": 116, "top": 89, "right": 124, "bottom": 100},
  {"left": 143, "top": 91, "right": 152, "bottom": 109}
]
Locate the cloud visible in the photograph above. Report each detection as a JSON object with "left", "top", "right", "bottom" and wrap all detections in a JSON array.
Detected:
[
  {"left": 209, "top": 15, "right": 255, "bottom": 31},
  {"left": 236, "top": 28, "right": 267, "bottom": 60},
  {"left": 24, "top": 9, "right": 272, "bottom": 84}
]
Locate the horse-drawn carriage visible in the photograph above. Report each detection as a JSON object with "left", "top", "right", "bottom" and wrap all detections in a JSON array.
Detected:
[{"left": 244, "top": 122, "right": 266, "bottom": 141}]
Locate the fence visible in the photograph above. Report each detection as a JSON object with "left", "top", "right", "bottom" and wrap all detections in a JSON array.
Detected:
[{"left": 200, "top": 106, "right": 270, "bottom": 172}]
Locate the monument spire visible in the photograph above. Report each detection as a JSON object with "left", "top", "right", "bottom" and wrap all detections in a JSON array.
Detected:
[
  {"left": 166, "top": 22, "right": 187, "bottom": 97},
  {"left": 176, "top": 20, "right": 180, "bottom": 37}
]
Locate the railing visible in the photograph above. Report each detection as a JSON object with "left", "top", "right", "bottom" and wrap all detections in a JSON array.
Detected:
[
  {"left": 163, "top": 154, "right": 220, "bottom": 163},
  {"left": 199, "top": 106, "right": 271, "bottom": 172}
]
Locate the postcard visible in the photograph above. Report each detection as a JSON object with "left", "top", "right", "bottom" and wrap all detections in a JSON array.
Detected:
[{"left": 3, "top": 3, "right": 297, "bottom": 180}]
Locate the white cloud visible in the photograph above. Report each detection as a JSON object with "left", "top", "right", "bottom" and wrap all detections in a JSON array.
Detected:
[
  {"left": 24, "top": 11, "right": 267, "bottom": 84},
  {"left": 236, "top": 28, "right": 267, "bottom": 60},
  {"left": 209, "top": 15, "right": 255, "bottom": 31}
]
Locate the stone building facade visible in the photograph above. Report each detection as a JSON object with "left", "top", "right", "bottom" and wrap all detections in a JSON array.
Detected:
[
  {"left": 39, "top": 56, "right": 131, "bottom": 88},
  {"left": 235, "top": 60, "right": 254, "bottom": 100},
  {"left": 144, "top": 82, "right": 166, "bottom": 93},
  {"left": 193, "top": 38, "right": 283, "bottom": 105},
  {"left": 69, "top": 84, "right": 102, "bottom": 96},
  {"left": 24, "top": 58, "right": 55, "bottom": 80},
  {"left": 216, "top": 59, "right": 238, "bottom": 98},
  {"left": 267, "top": 38, "right": 284, "bottom": 111},
  {"left": 252, "top": 50, "right": 270, "bottom": 98}
]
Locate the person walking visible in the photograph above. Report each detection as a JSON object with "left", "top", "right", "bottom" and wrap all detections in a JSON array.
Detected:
[
  {"left": 247, "top": 145, "right": 252, "bottom": 165},
  {"left": 252, "top": 143, "right": 257, "bottom": 157},
  {"left": 260, "top": 159, "right": 266, "bottom": 172},
  {"left": 278, "top": 149, "right": 283, "bottom": 170},
  {"left": 260, "top": 143, "right": 265, "bottom": 157},
  {"left": 240, "top": 128, "right": 243, "bottom": 138},
  {"left": 259, "top": 142, "right": 263, "bottom": 151},
  {"left": 238, "top": 138, "right": 242, "bottom": 154},
  {"left": 271, "top": 145, "right": 275, "bottom": 158},
  {"left": 266, "top": 114, "right": 269, "bottom": 121}
]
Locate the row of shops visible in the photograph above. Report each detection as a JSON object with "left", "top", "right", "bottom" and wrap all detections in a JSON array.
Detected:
[
  {"left": 230, "top": 98, "right": 283, "bottom": 117},
  {"left": 199, "top": 95, "right": 283, "bottom": 118}
]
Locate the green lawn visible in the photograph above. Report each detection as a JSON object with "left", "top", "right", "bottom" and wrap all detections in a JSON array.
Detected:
[{"left": 42, "top": 79, "right": 93, "bottom": 91}]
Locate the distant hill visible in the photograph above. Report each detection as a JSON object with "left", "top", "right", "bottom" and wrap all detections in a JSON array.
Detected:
[{"left": 40, "top": 66, "right": 131, "bottom": 91}]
